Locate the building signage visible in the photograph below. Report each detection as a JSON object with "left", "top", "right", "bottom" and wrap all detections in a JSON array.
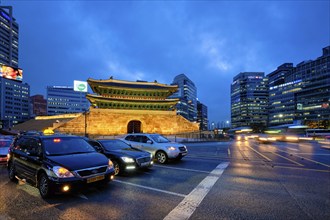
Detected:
[
  {"left": 74, "top": 80, "right": 87, "bottom": 92},
  {"left": 0, "top": 64, "right": 23, "bottom": 82}
]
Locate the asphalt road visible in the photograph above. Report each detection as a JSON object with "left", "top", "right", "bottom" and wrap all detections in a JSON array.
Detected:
[{"left": 0, "top": 139, "right": 329, "bottom": 220}]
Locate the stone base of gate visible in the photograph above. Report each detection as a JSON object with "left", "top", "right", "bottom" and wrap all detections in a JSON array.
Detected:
[{"left": 56, "top": 108, "right": 199, "bottom": 136}]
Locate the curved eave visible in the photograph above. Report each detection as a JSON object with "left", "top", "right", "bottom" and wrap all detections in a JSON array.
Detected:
[
  {"left": 88, "top": 78, "right": 178, "bottom": 92},
  {"left": 86, "top": 94, "right": 179, "bottom": 104}
]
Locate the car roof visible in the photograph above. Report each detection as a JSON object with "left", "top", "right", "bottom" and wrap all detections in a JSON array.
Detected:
[
  {"left": 19, "top": 134, "right": 81, "bottom": 140},
  {"left": 125, "top": 133, "right": 159, "bottom": 135}
]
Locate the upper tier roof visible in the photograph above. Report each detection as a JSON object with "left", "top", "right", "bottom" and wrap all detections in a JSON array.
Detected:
[{"left": 88, "top": 78, "right": 178, "bottom": 91}]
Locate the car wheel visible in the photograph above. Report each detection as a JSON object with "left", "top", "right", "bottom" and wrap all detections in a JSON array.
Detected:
[
  {"left": 38, "top": 173, "right": 52, "bottom": 199},
  {"left": 156, "top": 151, "right": 168, "bottom": 164},
  {"left": 8, "top": 163, "right": 17, "bottom": 183},
  {"left": 113, "top": 161, "right": 120, "bottom": 175}
]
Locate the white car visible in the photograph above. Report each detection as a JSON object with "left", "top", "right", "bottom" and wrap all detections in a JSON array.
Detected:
[{"left": 122, "top": 133, "right": 188, "bottom": 164}]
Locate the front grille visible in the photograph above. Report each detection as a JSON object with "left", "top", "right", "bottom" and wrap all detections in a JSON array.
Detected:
[
  {"left": 179, "top": 147, "right": 186, "bottom": 152},
  {"left": 136, "top": 156, "right": 151, "bottom": 165},
  {"left": 75, "top": 166, "right": 108, "bottom": 177}
]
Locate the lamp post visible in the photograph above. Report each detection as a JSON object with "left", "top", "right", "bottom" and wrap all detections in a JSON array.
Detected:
[{"left": 84, "top": 109, "right": 88, "bottom": 137}]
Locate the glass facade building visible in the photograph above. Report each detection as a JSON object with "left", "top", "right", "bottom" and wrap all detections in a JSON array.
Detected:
[
  {"left": 0, "top": 6, "right": 19, "bottom": 67},
  {"left": 47, "top": 86, "right": 89, "bottom": 116},
  {"left": 289, "top": 46, "right": 330, "bottom": 128},
  {"left": 231, "top": 46, "right": 329, "bottom": 130},
  {"left": 0, "top": 6, "right": 30, "bottom": 129},
  {"left": 268, "top": 63, "right": 303, "bottom": 126},
  {"left": 197, "top": 101, "right": 208, "bottom": 130},
  {"left": 0, "top": 78, "right": 30, "bottom": 128},
  {"left": 170, "top": 74, "right": 197, "bottom": 122},
  {"left": 231, "top": 72, "right": 268, "bottom": 130}
]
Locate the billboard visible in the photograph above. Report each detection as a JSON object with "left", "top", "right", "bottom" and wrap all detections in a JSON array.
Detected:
[
  {"left": 74, "top": 80, "right": 88, "bottom": 92},
  {"left": 0, "top": 64, "right": 23, "bottom": 82}
]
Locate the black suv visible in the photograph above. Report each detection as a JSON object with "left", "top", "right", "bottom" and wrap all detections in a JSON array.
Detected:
[{"left": 7, "top": 134, "right": 115, "bottom": 198}]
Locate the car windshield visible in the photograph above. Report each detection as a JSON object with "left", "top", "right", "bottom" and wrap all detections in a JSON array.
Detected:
[
  {"left": 99, "top": 140, "right": 132, "bottom": 151},
  {"left": 0, "top": 139, "right": 12, "bottom": 148},
  {"left": 150, "top": 134, "right": 170, "bottom": 143},
  {"left": 43, "top": 137, "right": 96, "bottom": 156}
]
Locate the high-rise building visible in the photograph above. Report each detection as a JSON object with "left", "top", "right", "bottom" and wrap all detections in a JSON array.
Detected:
[
  {"left": 267, "top": 63, "right": 303, "bottom": 126},
  {"left": 288, "top": 46, "right": 330, "bottom": 128},
  {"left": 0, "top": 78, "right": 30, "bottom": 128},
  {"left": 170, "top": 74, "right": 197, "bottom": 122},
  {"left": 231, "top": 72, "right": 268, "bottom": 130},
  {"left": 0, "top": 6, "right": 30, "bottom": 129},
  {"left": 0, "top": 6, "right": 19, "bottom": 67},
  {"left": 197, "top": 101, "right": 208, "bottom": 130},
  {"left": 47, "top": 86, "right": 89, "bottom": 116},
  {"left": 30, "top": 94, "right": 47, "bottom": 117}
]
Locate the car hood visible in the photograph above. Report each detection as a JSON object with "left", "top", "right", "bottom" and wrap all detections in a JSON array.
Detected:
[
  {"left": 105, "top": 149, "right": 150, "bottom": 158},
  {"left": 0, "top": 147, "right": 9, "bottom": 156},
  {"left": 47, "top": 152, "right": 108, "bottom": 171}
]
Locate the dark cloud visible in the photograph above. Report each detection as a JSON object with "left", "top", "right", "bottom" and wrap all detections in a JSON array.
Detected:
[{"left": 3, "top": 0, "right": 329, "bottom": 123}]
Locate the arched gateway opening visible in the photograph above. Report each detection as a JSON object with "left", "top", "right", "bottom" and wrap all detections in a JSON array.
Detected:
[{"left": 127, "top": 120, "right": 142, "bottom": 133}]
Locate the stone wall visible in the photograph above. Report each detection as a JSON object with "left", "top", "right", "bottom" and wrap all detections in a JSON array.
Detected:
[{"left": 56, "top": 108, "right": 199, "bottom": 135}]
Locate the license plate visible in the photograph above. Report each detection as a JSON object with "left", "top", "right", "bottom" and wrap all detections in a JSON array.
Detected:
[
  {"left": 87, "top": 175, "right": 104, "bottom": 183},
  {"left": 140, "top": 162, "right": 150, "bottom": 167}
]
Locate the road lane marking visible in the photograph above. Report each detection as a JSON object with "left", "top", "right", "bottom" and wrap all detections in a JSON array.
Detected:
[
  {"left": 276, "top": 149, "right": 330, "bottom": 168},
  {"left": 245, "top": 145, "right": 272, "bottom": 162},
  {"left": 273, "top": 165, "right": 330, "bottom": 172},
  {"left": 164, "top": 162, "right": 229, "bottom": 220},
  {"left": 153, "top": 165, "right": 211, "bottom": 174},
  {"left": 271, "top": 152, "right": 304, "bottom": 166},
  {"left": 296, "top": 156, "right": 330, "bottom": 168},
  {"left": 114, "top": 179, "right": 186, "bottom": 197}
]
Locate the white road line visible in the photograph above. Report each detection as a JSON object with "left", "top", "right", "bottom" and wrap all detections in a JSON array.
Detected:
[
  {"left": 164, "top": 162, "right": 229, "bottom": 220},
  {"left": 114, "top": 179, "right": 186, "bottom": 197},
  {"left": 153, "top": 165, "right": 211, "bottom": 174},
  {"left": 271, "top": 152, "right": 304, "bottom": 166}
]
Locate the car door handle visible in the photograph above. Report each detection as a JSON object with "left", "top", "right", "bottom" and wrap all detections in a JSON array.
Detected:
[{"left": 21, "top": 157, "right": 27, "bottom": 161}]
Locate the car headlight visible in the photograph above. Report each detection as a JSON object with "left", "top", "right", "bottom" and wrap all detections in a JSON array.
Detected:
[
  {"left": 108, "top": 159, "right": 114, "bottom": 169},
  {"left": 121, "top": 157, "right": 135, "bottom": 163},
  {"left": 53, "top": 166, "right": 74, "bottom": 178},
  {"left": 167, "top": 146, "right": 176, "bottom": 151}
]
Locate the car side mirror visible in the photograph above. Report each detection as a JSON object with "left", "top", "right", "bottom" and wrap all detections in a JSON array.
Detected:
[{"left": 147, "top": 140, "right": 153, "bottom": 144}]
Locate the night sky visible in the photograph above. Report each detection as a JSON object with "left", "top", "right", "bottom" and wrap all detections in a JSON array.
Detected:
[{"left": 2, "top": 0, "right": 329, "bottom": 124}]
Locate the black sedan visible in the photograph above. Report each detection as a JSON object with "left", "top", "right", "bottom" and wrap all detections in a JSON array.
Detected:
[{"left": 88, "top": 139, "right": 153, "bottom": 175}]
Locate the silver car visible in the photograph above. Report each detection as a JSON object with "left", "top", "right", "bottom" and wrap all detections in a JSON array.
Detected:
[{"left": 122, "top": 133, "right": 188, "bottom": 164}]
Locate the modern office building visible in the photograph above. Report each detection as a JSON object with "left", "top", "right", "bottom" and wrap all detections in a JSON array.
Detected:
[
  {"left": 267, "top": 63, "right": 303, "bottom": 126},
  {"left": 197, "top": 101, "right": 208, "bottom": 130},
  {"left": 0, "top": 6, "right": 19, "bottom": 67},
  {"left": 30, "top": 94, "right": 47, "bottom": 117},
  {"left": 0, "top": 6, "right": 30, "bottom": 129},
  {"left": 170, "top": 74, "right": 197, "bottom": 122},
  {"left": 287, "top": 46, "right": 330, "bottom": 128},
  {"left": 231, "top": 72, "right": 268, "bottom": 130},
  {"left": 0, "top": 78, "right": 30, "bottom": 128},
  {"left": 47, "top": 86, "right": 89, "bottom": 116}
]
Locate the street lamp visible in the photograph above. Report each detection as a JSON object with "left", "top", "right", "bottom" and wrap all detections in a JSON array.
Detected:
[{"left": 84, "top": 109, "right": 88, "bottom": 137}]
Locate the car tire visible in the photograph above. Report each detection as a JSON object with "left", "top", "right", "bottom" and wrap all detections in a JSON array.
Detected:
[
  {"left": 156, "top": 151, "right": 168, "bottom": 164},
  {"left": 8, "top": 163, "right": 17, "bottom": 183},
  {"left": 113, "top": 160, "right": 120, "bottom": 175},
  {"left": 38, "top": 173, "right": 52, "bottom": 199}
]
